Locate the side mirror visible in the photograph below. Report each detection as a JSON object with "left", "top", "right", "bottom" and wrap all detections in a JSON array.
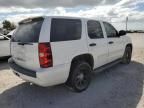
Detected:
[{"left": 119, "top": 30, "right": 126, "bottom": 36}]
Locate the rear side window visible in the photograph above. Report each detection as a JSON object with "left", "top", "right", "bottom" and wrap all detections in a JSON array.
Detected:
[
  {"left": 50, "top": 18, "right": 82, "bottom": 42},
  {"left": 12, "top": 18, "right": 44, "bottom": 42},
  {"left": 87, "top": 20, "right": 104, "bottom": 39}
]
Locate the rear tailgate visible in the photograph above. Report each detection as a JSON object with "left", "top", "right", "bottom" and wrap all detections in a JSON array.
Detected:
[
  {"left": 11, "top": 17, "right": 44, "bottom": 71},
  {"left": 11, "top": 42, "right": 39, "bottom": 71}
]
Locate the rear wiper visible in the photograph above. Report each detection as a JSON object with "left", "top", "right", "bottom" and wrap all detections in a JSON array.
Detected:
[{"left": 18, "top": 42, "right": 33, "bottom": 45}]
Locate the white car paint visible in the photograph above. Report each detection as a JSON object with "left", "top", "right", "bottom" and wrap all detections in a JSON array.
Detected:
[
  {"left": 9, "top": 16, "right": 132, "bottom": 87},
  {"left": 0, "top": 33, "right": 10, "bottom": 57},
  {"left": 7, "top": 30, "right": 15, "bottom": 38}
]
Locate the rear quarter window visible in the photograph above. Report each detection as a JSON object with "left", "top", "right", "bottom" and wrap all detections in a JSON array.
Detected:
[{"left": 50, "top": 18, "right": 82, "bottom": 42}]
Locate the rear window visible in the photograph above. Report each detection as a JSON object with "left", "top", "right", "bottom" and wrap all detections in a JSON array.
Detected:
[
  {"left": 12, "top": 18, "right": 44, "bottom": 42},
  {"left": 50, "top": 18, "right": 82, "bottom": 42}
]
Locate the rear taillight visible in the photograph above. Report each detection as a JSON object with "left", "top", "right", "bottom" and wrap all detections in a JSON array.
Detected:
[{"left": 38, "top": 43, "right": 53, "bottom": 68}]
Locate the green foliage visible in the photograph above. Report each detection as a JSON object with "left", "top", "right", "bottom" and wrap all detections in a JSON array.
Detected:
[{"left": 2, "top": 20, "right": 16, "bottom": 30}]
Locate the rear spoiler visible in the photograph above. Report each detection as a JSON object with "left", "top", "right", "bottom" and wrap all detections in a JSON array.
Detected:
[{"left": 19, "top": 17, "right": 44, "bottom": 25}]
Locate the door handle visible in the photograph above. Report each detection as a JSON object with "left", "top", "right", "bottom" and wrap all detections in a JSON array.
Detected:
[
  {"left": 108, "top": 41, "right": 114, "bottom": 44},
  {"left": 89, "top": 43, "right": 96, "bottom": 47}
]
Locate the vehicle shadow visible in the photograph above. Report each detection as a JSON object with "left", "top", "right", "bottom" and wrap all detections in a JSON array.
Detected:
[
  {"left": 0, "top": 56, "right": 10, "bottom": 70},
  {"left": 0, "top": 61, "right": 143, "bottom": 108}
]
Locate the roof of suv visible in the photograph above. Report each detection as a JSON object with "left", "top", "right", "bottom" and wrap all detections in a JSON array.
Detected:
[
  {"left": 19, "top": 16, "right": 105, "bottom": 24},
  {"left": 45, "top": 16, "right": 104, "bottom": 21}
]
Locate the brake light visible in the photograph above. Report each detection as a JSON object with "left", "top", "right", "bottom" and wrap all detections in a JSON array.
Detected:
[{"left": 38, "top": 43, "right": 53, "bottom": 68}]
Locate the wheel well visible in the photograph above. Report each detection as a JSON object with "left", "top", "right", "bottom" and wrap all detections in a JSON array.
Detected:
[
  {"left": 126, "top": 43, "right": 133, "bottom": 51},
  {"left": 70, "top": 54, "right": 94, "bottom": 70}
]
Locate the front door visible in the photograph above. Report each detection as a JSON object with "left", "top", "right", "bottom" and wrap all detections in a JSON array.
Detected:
[{"left": 103, "top": 22, "right": 124, "bottom": 62}]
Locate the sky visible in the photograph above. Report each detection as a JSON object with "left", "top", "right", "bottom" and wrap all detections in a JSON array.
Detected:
[{"left": 0, "top": 0, "right": 144, "bottom": 30}]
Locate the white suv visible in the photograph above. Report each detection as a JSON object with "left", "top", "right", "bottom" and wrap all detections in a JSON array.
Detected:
[{"left": 9, "top": 16, "right": 132, "bottom": 92}]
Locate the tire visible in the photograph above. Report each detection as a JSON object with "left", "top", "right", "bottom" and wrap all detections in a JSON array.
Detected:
[
  {"left": 66, "top": 61, "right": 92, "bottom": 92},
  {"left": 121, "top": 46, "right": 132, "bottom": 64}
]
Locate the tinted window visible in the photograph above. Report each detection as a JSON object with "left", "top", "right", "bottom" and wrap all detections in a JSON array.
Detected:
[
  {"left": 50, "top": 19, "right": 81, "bottom": 42},
  {"left": 87, "top": 20, "right": 104, "bottom": 39},
  {"left": 103, "top": 22, "right": 118, "bottom": 38},
  {"left": 12, "top": 19, "right": 43, "bottom": 42}
]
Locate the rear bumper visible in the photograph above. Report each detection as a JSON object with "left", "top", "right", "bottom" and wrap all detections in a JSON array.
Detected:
[
  {"left": 8, "top": 58, "right": 70, "bottom": 87},
  {"left": 8, "top": 58, "right": 36, "bottom": 78}
]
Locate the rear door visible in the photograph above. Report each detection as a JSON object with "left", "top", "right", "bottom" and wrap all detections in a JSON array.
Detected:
[
  {"left": 11, "top": 17, "right": 44, "bottom": 71},
  {"left": 103, "top": 22, "right": 124, "bottom": 62},
  {"left": 87, "top": 20, "right": 109, "bottom": 69}
]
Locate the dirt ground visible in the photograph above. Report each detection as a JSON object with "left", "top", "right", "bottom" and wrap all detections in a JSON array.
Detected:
[{"left": 0, "top": 33, "right": 144, "bottom": 108}]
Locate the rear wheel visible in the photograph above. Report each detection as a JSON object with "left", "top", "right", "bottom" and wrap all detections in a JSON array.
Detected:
[
  {"left": 122, "top": 46, "right": 132, "bottom": 64},
  {"left": 66, "top": 61, "right": 92, "bottom": 92}
]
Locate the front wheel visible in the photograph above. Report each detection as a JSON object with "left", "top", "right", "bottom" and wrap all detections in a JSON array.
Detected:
[
  {"left": 121, "top": 46, "right": 132, "bottom": 64},
  {"left": 66, "top": 61, "right": 92, "bottom": 92}
]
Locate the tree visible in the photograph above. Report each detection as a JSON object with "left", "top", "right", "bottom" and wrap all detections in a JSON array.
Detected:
[
  {"left": 10, "top": 23, "right": 16, "bottom": 30},
  {"left": 2, "top": 20, "right": 16, "bottom": 30}
]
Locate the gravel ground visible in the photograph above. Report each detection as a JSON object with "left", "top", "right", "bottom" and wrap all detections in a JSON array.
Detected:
[{"left": 0, "top": 33, "right": 144, "bottom": 108}]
